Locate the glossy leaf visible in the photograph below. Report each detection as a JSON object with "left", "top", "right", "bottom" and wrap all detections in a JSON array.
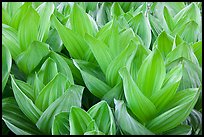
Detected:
[
  {"left": 119, "top": 67, "right": 157, "bottom": 123},
  {"left": 114, "top": 99, "right": 154, "bottom": 135},
  {"left": 163, "top": 125, "right": 192, "bottom": 135}
]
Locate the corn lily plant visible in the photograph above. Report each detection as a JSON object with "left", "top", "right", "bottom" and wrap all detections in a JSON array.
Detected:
[{"left": 2, "top": 2, "right": 202, "bottom": 135}]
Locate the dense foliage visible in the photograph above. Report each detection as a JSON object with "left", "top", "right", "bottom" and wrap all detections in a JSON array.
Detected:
[{"left": 2, "top": 2, "right": 202, "bottom": 135}]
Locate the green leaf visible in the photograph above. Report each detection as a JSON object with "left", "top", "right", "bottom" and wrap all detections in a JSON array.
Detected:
[
  {"left": 52, "top": 112, "right": 70, "bottom": 135},
  {"left": 11, "top": 75, "right": 43, "bottom": 124},
  {"left": 2, "top": 97, "right": 42, "bottom": 135},
  {"left": 153, "top": 31, "right": 174, "bottom": 59},
  {"left": 37, "top": 57, "right": 58, "bottom": 85},
  {"left": 150, "top": 64, "right": 182, "bottom": 112},
  {"left": 35, "top": 73, "right": 68, "bottom": 111},
  {"left": 37, "top": 2, "right": 55, "bottom": 42},
  {"left": 2, "top": 24, "right": 22, "bottom": 60},
  {"left": 163, "top": 6, "right": 175, "bottom": 32},
  {"left": 129, "top": 12, "right": 152, "bottom": 48},
  {"left": 18, "top": 6, "right": 40, "bottom": 51},
  {"left": 69, "top": 107, "right": 97, "bottom": 135},
  {"left": 73, "top": 59, "right": 111, "bottom": 99},
  {"left": 10, "top": 2, "right": 32, "bottom": 30},
  {"left": 36, "top": 85, "right": 84, "bottom": 134},
  {"left": 87, "top": 101, "right": 116, "bottom": 135},
  {"left": 119, "top": 67, "right": 157, "bottom": 123},
  {"left": 146, "top": 88, "right": 200, "bottom": 133},
  {"left": 7, "top": 2, "right": 23, "bottom": 18},
  {"left": 106, "top": 41, "right": 137, "bottom": 87},
  {"left": 16, "top": 41, "right": 50, "bottom": 75},
  {"left": 49, "top": 52, "right": 74, "bottom": 84},
  {"left": 33, "top": 73, "right": 45, "bottom": 101},
  {"left": 163, "top": 125, "right": 192, "bottom": 135},
  {"left": 111, "top": 2, "right": 124, "bottom": 17},
  {"left": 51, "top": 14, "right": 91, "bottom": 60},
  {"left": 137, "top": 49, "right": 166, "bottom": 97},
  {"left": 192, "top": 41, "right": 202, "bottom": 66},
  {"left": 70, "top": 3, "right": 98, "bottom": 37},
  {"left": 2, "top": 45, "right": 12, "bottom": 92},
  {"left": 2, "top": 8, "right": 11, "bottom": 25},
  {"left": 85, "top": 33, "right": 113, "bottom": 74},
  {"left": 84, "top": 130, "right": 105, "bottom": 135},
  {"left": 114, "top": 99, "right": 154, "bottom": 135}
]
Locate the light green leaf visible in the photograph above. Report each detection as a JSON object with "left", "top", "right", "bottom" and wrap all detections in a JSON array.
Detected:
[
  {"left": 146, "top": 88, "right": 200, "bottom": 133},
  {"left": 36, "top": 85, "right": 84, "bottom": 134},
  {"left": 163, "top": 125, "right": 192, "bottom": 135},
  {"left": 7, "top": 2, "right": 23, "bottom": 18},
  {"left": 35, "top": 73, "right": 68, "bottom": 111},
  {"left": 33, "top": 73, "right": 45, "bottom": 101},
  {"left": 73, "top": 59, "right": 111, "bottom": 99},
  {"left": 16, "top": 41, "right": 50, "bottom": 75},
  {"left": 37, "top": 2, "right": 55, "bottom": 42},
  {"left": 38, "top": 57, "right": 58, "bottom": 85},
  {"left": 51, "top": 14, "right": 91, "bottom": 60},
  {"left": 192, "top": 41, "right": 202, "bottom": 66},
  {"left": 52, "top": 112, "right": 70, "bottom": 135},
  {"left": 2, "top": 45, "right": 12, "bottom": 92},
  {"left": 129, "top": 12, "right": 152, "bottom": 48},
  {"left": 85, "top": 33, "right": 113, "bottom": 74},
  {"left": 69, "top": 107, "right": 97, "bottom": 135},
  {"left": 18, "top": 6, "right": 40, "bottom": 51},
  {"left": 137, "top": 49, "right": 166, "bottom": 97},
  {"left": 84, "top": 130, "right": 105, "bottom": 135},
  {"left": 2, "top": 24, "right": 22, "bottom": 60},
  {"left": 49, "top": 52, "right": 74, "bottom": 84},
  {"left": 87, "top": 101, "right": 116, "bottom": 135},
  {"left": 163, "top": 6, "right": 175, "bottom": 33},
  {"left": 2, "top": 8, "right": 11, "bottom": 25},
  {"left": 2, "top": 97, "right": 42, "bottom": 135},
  {"left": 106, "top": 41, "right": 137, "bottom": 87},
  {"left": 114, "top": 99, "right": 154, "bottom": 135},
  {"left": 11, "top": 75, "right": 43, "bottom": 124},
  {"left": 111, "top": 2, "right": 124, "bottom": 17},
  {"left": 119, "top": 67, "right": 157, "bottom": 123}
]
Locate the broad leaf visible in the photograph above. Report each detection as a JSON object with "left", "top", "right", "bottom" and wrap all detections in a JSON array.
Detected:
[{"left": 192, "top": 41, "right": 202, "bottom": 66}]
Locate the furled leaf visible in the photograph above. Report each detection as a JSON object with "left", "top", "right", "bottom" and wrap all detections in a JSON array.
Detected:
[
  {"left": 16, "top": 41, "right": 50, "bottom": 75},
  {"left": 37, "top": 2, "right": 55, "bottom": 42},
  {"left": 114, "top": 99, "right": 154, "bottom": 135},
  {"left": 129, "top": 12, "right": 152, "bottom": 48},
  {"left": 69, "top": 107, "right": 97, "bottom": 135},
  {"left": 36, "top": 85, "right": 84, "bottom": 134},
  {"left": 85, "top": 33, "right": 113, "bottom": 74},
  {"left": 146, "top": 88, "right": 200, "bottom": 133},
  {"left": 111, "top": 2, "right": 124, "bottom": 17},
  {"left": 7, "top": 2, "right": 23, "bottom": 18},
  {"left": 87, "top": 100, "right": 116, "bottom": 135},
  {"left": 84, "top": 130, "right": 105, "bottom": 135},
  {"left": 163, "top": 125, "right": 192, "bottom": 135},
  {"left": 2, "top": 8, "right": 11, "bottom": 25},
  {"left": 73, "top": 59, "right": 111, "bottom": 99},
  {"left": 70, "top": 3, "right": 98, "bottom": 37},
  {"left": 2, "top": 97, "right": 42, "bottom": 135},
  {"left": 137, "top": 49, "right": 166, "bottom": 97},
  {"left": 52, "top": 112, "right": 70, "bottom": 135},
  {"left": 18, "top": 6, "right": 40, "bottom": 51},
  {"left": 119, "top": 67, "right": 157, "bottom": 123},
  {"left": 192, "top": 41, "right": 202, "bottom": 66},
  {"left": 2, "top": 45, "right": 12, "bottom": 92},
  {"left": 2, "top": 24, "right": 22, "bottom": 60},
  {"left": 35, "top": 73, "right": 68, "bottom": 111},
  {"left": 163, "top": 6, "right": 175, "bottom": 32},
  {"left": 11, "top": 75, "right": 42, "bottom": 124}
]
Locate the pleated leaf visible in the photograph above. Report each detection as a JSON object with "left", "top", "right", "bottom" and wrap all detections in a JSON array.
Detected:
[
  {"left": 2, "top": 24, "right": 22, "bottom": 60},
  {"left": 2, "top": 97, "right": 42, "bottom": 135},
  {"left": 111, "top": 2, "right": 124, "bottom": 17},
  {"left": 137, "top": 49, "right": 166, "bottom": 97},
  {"left": 163, "top": 125, "right": 192, "bottom": 135},
  {"left": 73, "top": 59, "right": 111, "bottom": 99},
  {"left": 163, "top": 6, "right": 175, "bottom": 32},
  {"left": 51, "top": 14, "right": 90, "bottom": 60},
  {"left": 192, "top": 41, "right": 202, "bottom": 66},
  {"left": 33, "top": 73, "right": 45, "bottom": 101},
  {"left": 16, "top": 41, "right": 50, "bottom": 75},
  {"left": 35, "top": 73, "right": 68, "bottom": 111},
  {"left": 2, "top": 45, "right": 12, "bottom": 92},
  {"left": 85, "top": 33, "right": 113, "bottom": 74},
  {"left": 87, "top": 101, "right": 116, "bottom": 135},
  {"left": 11, "top": 75, "right": 42, "bottom": 124},
  {"left": 119, "top": 67, "right": 157, "bottom": 123},
  {"left": 84, "top": 130, "right": 105, "bottom": 135},
  {"left": 36, "top": 85, "right": 84, "bottom": 134},
  {"left": 69, "top": 107, "right": 97, "bottom": 135},
  {"left": 146, "top": 88, "right": 200, "bottom": 133},
  {"left": 114, "top": 99, "right": 154, "bottom": 135},
  {"left": 52, "top": 112, "right": 70, "bottom": 135},
  {"left": 129, "top": 12, "right": 152, "bottom": 48},
  {"left": 106, "top": 41, "right": 137, "bottom": 87},
  {"left": 70, "top": 3, "right": 98, "bottom": 37},
  {"left": 18, "top": 6, "right": 40, "bottom": 51},
  {"left": 37, "top": 2, "right": 55, "bottom": 42}
]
